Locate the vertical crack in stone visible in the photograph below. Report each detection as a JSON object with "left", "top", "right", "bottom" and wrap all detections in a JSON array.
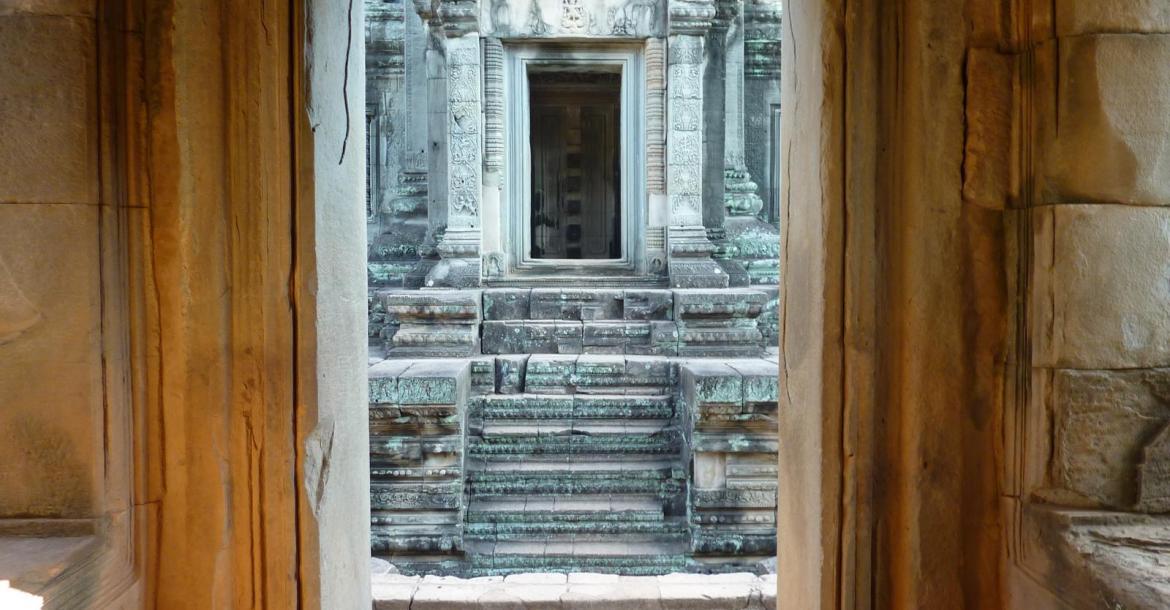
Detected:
[{"left": 339, "top": 0, "right": 355, "bottom": 164}]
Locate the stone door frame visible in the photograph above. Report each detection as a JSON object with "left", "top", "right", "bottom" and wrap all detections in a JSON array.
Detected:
[{"left": 501, "top": 42, "right": 648, "bottom": 279}]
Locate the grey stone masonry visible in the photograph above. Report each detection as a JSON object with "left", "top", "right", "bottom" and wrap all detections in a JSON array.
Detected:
[
  {"left": 369, "top": 358, "right": 471, "bottom": 557},
  {"left": 382, "top": 290, "right": 482, "bottom": 356},
  {"left": 377, "top": 287, "right": 774, "bottom": 358}
]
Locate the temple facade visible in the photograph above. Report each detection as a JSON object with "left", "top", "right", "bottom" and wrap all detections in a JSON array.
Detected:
[{"left": 364, "top": 0, "right": 783, "bottom": 575}]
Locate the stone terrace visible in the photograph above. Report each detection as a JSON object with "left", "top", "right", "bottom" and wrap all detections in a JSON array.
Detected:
[{"left": 367, "top": 288, "right": 779, "bottom": 577}]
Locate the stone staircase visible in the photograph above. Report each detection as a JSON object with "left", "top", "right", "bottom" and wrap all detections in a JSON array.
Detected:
[
  {"left": 368, "top": 287, "right": 780, "bottom": 577},
  {"left": 462, "top": 358, "right": 689, "bottom": 576}
]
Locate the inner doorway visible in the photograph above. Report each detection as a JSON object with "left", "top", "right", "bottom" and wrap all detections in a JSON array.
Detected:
[{"left": 528, "top": 68, "right": 622, "bottom": 259}]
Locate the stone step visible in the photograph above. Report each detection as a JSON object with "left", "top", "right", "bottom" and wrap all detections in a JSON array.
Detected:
[
  {"left": 466, "top": 539, "right": 686, "bottom": 558},
  {"left": 467, "top": 468, "right": 685, "bottom": 497},
  {"left": 475, "top": 393, "right": 674, "bottom": 420},
  {"left": 467, "top": 430, "right": 681, "bottom": 459},
  {"left": 475, "top": 457, "right": 677, "bottom": 472},
  {"left": 465, "top": 517, "right": 689, "bottom": 541},
  {"left": 468, "top": 494, "right": 665, "bottom": 515},
  {"left": 477, "top": 420, "right": 673, "bottom": 436},
  {"left": 464, "top": 550, "right": 689, "bottom": 577}
]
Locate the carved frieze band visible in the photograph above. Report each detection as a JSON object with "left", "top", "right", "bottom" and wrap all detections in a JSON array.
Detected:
[
  {"left": 447, "top": 38, "right": 483, "bottom": 228},
  {"left": 668, "top": 0, "right": 715, "bottom": 35},
  {"left": 483, "top": 38, "right": 504, "bottom": 175},
  {"left": 667, "top": 34, "right": 704, "bottom": 226},
  {"left": 646, "top": 38, "right": 666, "bottom": 195}
]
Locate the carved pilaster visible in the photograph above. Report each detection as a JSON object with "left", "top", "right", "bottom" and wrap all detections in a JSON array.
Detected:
[
  {"left": 666, "top": 9, "right": 727, "bottom": 289},
  {"left": 721, "top": 0, "right": 763, "bottom": 219},
  {"left": 646, "top": 38, "right": 666, "bottom": 195},
  {"left": 483, "top": 38, "right": 504, "bottom": 176},
  {"left": 426, "top": 11, "right": 483, "bottom": 288}
]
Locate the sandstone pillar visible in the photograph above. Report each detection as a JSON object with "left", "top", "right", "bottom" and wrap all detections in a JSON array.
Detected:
[
  {"left": 666, "top": 0, "right": 728, "bottom": 288},
  {"left": 744, "top": 0, "right": 781, "bottom": 224},
  {"left": 720, "top": 0, "right": 762, "bottom": 218},
  {"left": 406, "top": 0, "right": 448, "bottom": 287},
  {"left": 426, "top": 0, "right": 482, "bottom": 288}
]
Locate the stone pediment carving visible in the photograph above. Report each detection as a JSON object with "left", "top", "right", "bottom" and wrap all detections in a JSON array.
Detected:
[{"left": 481, "top": 0, "right": 666, "bottom": 38}]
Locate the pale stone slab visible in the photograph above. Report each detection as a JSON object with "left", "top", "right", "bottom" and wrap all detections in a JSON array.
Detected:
[
  {"left": 370, "top": 583, "right": 414, "bottom": 610},
  {"left": 0, "top": 16, "right": 96, "bottom": 204},
  {"left": 1137, "top": 423, "right": 1170, "bottom": 513},
  {"left": 1042, "top": 35, "right": 1170, "bottom": 205},
  {"left": 0, "top": 205, "right": 100, "bottom": 517},
  {"left": 1053, "top": 369, "right": 1170, "bottom": 509},
  {"left": 657, "top": 583, "right": 755, "bottom": 609},
  {"left": 562, "top": 583, "right": 663, "bottom": 609},
  {"left": 410, "top": 584, "right": 482, "bottom": 608},
  {"left": 1055, "top": 0, "right": 1170, "bottom": 36},
  {"left": 505, "top": 572, "right": 568, "bottom": 584},
  {"left": 1034, "top": 205, "right": 1170, "bottom": 368},
  {"left": 567, "top": 572, "right": 621, "bottom": 584}
]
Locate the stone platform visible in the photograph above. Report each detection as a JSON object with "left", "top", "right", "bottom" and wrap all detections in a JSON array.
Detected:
[
  {"left": 368, "top": 288, "right": 779, "bottom": 577},
  {"left": 372, "top": 569, "right": 778, "bottom": 610}
]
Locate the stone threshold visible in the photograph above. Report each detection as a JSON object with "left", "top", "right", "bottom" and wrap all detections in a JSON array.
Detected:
[{"left": 372, "top": 570, "right": 778, "bottom": 609}]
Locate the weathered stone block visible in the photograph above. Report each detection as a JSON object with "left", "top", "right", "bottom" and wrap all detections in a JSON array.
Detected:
[
  {"left": 525, "top": 354, "right": 577, "bottom": 392},
  {"left": 583, "top": 321, "right": 652, "bottom": 348},
  {"left": 1055, "top": 0, "right": 1170, "bottom": 36},
  {"left": 0, "top": 205, "right": 100, "bottom": 517},
  {"left": 1053, "top": 369, "right": 1170, "bottom": 509},
  {"left": 530, "top": 288, "right": 623, "bottom": 320},
  {"left": 624, "top": 356, "right": 672, "bottom": 384},
  {"left": 482, "top": 288, "right": 530, "bottom": 320},
  {"left": 525, "top": 320, "right": 583, "bottom": 353},
  {"left": 672, "top": 289, "right": 767, "bottom": 321},
  {"left": 681, "top": 362, "right": 743, "bottom": 406},
  {"left": 397, "top": 360, "right": 470, "bottom": 405},
  {"left": 576, "top": 355, "right": 626, "bottom": 376},
  {"left": 623, "top": 289, "right": 674, "bottom": 320},
  {"left": 369, "top": 359, "right": 412, "bottom": 404},
  {"left": 1138, "top": 424, "right": 1170, "bottom": 513},
  {"left": 381, "top": 290, "right": 481, "bottom": 322},
  {"left": 1034, "top": 205, "right": 1170, "bottom": 368},
  {"left": 482, "top": 321, "right": 526, "bottom": 354},
  {"left": 727, "top": 360, "right": 780, "bottom": 405},
  {"left": 963, "top": 48, "right": 1015, "bottom": 209},
  {"left": 0, "top": 15, "right": 96, "bottom": 204},
  {"left": 470, "top": 357, "right": 495, "bottom": 395},
  {"left": 1042, "top": 34, "right": 1170, "bottom": 204},
  {"left": 494, "top": 355, "right": 527, "bottom": 394}
]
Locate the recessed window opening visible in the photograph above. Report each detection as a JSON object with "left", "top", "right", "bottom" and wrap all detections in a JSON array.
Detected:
[{"left": 527, "top": 65, "right": 622, "bottom": 260}]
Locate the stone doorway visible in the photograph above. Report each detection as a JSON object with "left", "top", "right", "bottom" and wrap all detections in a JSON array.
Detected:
[{"left": 528, "top": 69, "right": 622, "bottom": 260}]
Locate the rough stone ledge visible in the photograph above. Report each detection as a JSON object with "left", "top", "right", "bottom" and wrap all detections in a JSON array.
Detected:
[{"left": 372, "top": 571, "right": 777, "bottom": 609}]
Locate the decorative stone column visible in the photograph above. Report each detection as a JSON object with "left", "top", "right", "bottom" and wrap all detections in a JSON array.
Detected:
[
  {"left": 426, "top": 0, "right": 483, "bottom": 288},
  {"left": 719, "top": 0, "right": 777, "bottom": 285},
  {"left": 721, "top": 0, "right": 762, "bottom": 218},
  {"left": 744, "top": 0, "right": 781, "bottom": 224},
  {"left": 406, "top": 0, "right": 448, "bottom": 288},
  {"left": 366, "top": 1, "right": 412, "bottom": 288},
  {"left": 666, "top": 0, "right": 728, "bottom": 289}
]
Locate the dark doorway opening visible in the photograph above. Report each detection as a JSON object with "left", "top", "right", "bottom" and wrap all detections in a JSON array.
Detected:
[{"left": 528, "top": 67, "right": 621, "bottom": 260}]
